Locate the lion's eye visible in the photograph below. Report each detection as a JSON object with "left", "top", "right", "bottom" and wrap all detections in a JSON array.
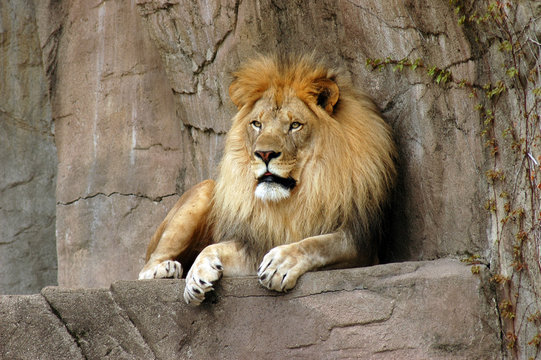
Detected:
[
  {"left": 289, "top": 122, "right": 302, "bottom": 131},
  {"left": 251, "top": 121, "right": 262, "bottom": 130}
]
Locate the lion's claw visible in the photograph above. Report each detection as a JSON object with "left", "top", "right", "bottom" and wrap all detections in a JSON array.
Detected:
[{"left": 258, "top": 245, "right": 304, "bottom": 292}]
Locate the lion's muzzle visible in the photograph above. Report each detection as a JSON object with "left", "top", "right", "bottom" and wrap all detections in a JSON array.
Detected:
[{"left": 254, "top": 150, "right": 281, "bottom": 165}]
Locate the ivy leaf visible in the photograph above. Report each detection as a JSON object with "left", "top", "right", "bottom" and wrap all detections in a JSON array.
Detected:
[
  {"left": 499, "top": 40, "right": 512, "bottom": 52},
  {"left": 506, "top": 67, "right": 518, "bottom": 78},
  {"left": 411, "top": 58, "right": 421, "bottom": 71}
]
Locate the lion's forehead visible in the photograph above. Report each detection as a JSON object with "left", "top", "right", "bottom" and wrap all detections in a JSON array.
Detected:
[{"left": 252, "top": 97, "right": 312, "bottom": 124}]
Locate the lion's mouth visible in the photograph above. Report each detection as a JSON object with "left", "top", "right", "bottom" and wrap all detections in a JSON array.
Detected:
[{"left": 257, "top": 173, "right": 297, "bottom": 190}]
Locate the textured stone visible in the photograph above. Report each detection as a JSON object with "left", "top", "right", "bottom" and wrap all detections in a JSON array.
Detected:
[
  {"left": 0, "top": 0, "right": 57, "bottom": 294},
  {"left": 0, "top": 295, "right": 83, "bottom": 359},
  {"left": 0, "top": 0, "right": 494, "bottom": 292},
  {"left": 3, "top": 0, "right": 540, "bottom": 355},
  {"left": 44, "top": 0, "right": 184, "bottom": 287},
  {"left": 41, "top": 286, "right": 155, "bottom": 360},
  {"left": 0, "top": 260, "right": 503, "bottom": 359},
  {"left": 56, "top": 194, "right": 178, "bottom": 287},
  {"left": 51, "top": 0, "right": 182, "bottom": 204},
  {"left": 111, "top": 259, "right": 500, "bottom": 359}
]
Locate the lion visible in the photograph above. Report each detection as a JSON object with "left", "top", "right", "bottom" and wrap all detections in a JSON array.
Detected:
[{"left": 138, "top": 53, "right": 397, "bottom": 305}]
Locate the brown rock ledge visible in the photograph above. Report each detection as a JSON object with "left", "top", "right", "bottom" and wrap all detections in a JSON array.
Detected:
[{"left": 0, "top": 258, "right": 501, "bottom": 359}]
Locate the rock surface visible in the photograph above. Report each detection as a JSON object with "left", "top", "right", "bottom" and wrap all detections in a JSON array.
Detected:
[
  {"left": 1, "top": 0, "right": 491, "bottom": 290},
  {"left": 0, "top": 295, "right": 83, "bottom": 359},
  {"left": 0, "top": 259, "right": 502, "bottom": 359},
  {"left": 2, "top": 0, "right": 540, "bottom": 357},
  {"left": 34, "top": 0, "right": 185, "bottom": 287},
  {"left": 0, "top": 0, "right": 57, "bottom": 294},
  {"left": 136, "top": 0, "right": 490, "bottom": 265}
]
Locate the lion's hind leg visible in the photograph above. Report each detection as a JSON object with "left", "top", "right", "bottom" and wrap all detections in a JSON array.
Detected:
[{"left": 138, "top": 180, "right": 215, "bottom": 280}]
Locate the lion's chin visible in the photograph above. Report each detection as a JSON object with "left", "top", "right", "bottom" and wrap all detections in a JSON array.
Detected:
[
  {"left": 254, "top": 182, "right": 291, "bottom": 202},
  {"left": 254, "top": 173, "right": 296, "bottom": 202}
]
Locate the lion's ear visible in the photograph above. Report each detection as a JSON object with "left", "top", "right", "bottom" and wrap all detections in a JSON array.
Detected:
[{"left": 314, "top": 78, "right": 339, "bottom": 114}]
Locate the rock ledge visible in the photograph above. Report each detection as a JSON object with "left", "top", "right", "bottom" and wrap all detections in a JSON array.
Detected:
[{"left": 0, "top": 259, "right": 501, "bottom": 359}]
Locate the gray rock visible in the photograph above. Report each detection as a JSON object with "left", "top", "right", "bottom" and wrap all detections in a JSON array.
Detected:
[
  {"left": 112, "top": 259, "right": 500, "bottom": 359},
  {"left": 41, "top": 0, "right": 185, "bottom": 288},
  {"left": 3, "top": 0, "right": 541, "bottom": 356},
  {"left": 56, "top": 194, "right": 178, "bottom": 287},
  {"left": 41, "top": 286, "right": 155, "bottom": 360},
  {"left": 2, "top": 0, "right": 492, "bottom": 292},
  {"left": 0, "top": 259, "right": 503, "bottom": 359},
  {"left": 0, "top": 0, "right": 57, "bottom": 294},
  {"left": 0, "top": 294, "right": 83, "bottom": 359}
]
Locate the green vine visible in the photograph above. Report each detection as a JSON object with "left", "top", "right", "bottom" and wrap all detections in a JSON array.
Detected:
[{"left": 368, "top": 1, "right": 541, "bottom": 358}]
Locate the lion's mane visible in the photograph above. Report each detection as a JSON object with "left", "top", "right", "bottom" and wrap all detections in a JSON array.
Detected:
[{"left": 210, "top": 54, "right": 396, "bottom": 266}]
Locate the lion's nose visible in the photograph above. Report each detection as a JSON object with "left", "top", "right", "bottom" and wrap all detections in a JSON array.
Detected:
[{"left": 254, "top": 150, "right": 281, "bottom": 164}]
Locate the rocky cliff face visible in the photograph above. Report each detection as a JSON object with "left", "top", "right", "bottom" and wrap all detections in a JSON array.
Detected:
[
  {"left": 0, "top": 0, "right": 57, "bottom": 295},
  {"left": 34, "top": 0, "right": 185, "bottom": 288},
  {"left": 49, "top": 0, "right": 491, "bottom": 286},
  {"left": 1, "top": 0, "right": 490, "bottom": 290}
]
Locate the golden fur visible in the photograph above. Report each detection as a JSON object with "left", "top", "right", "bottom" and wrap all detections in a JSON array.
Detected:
[{"left": 139, "top": 54, "right": 396, "bottom": 302}]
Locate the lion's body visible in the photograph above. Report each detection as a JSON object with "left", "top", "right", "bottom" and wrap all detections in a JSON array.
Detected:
[{"left": 139, "top": 54, "right": 396, "bottom": 305}]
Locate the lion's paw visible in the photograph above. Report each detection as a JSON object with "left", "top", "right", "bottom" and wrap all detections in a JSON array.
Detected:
[
  {"left": 183, "top": 256, "right": 223, "bottom": 305},
  {"left": 138, "top": 260, "right": 183, "bottom": 280},
  {"left": 257, "top": 244, "right": 306, "bottom": 292}
]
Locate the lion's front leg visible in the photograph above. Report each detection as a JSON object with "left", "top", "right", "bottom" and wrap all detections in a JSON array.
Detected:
[
  {"left": 138, "top": 180, "right": 214, "bottom": 280},
  {"left": 184, "top": 241, "right": 252, "bottom": 305},
  {"left": 258, "top": 232, "right": 360, "bottom": 292}
]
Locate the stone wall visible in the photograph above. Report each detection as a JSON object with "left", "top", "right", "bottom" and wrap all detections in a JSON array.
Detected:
[{"left": 42, "top": 0, "right": 494, "bottom": 290}]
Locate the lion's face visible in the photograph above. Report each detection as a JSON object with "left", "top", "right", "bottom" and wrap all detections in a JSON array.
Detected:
[
  {"left": 245, "top": 95, "right": 316, "bottom": 202},
  {"left": 212, "top": 54, "right": 396, "bottom": 260}
]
